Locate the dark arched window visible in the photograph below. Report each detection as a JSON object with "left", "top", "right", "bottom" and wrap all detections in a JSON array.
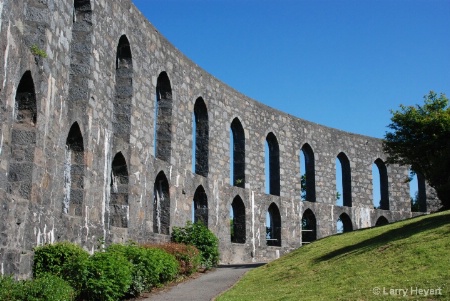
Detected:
[
  {"left": 116, "top": 35, "right": 132, "bottom": 70},
  {"left": 375, "top": 216, "right": 389, "bottom": 227},
  {"left": 301, "top": 209, "right": 317, "bottom": 244},
  {"left": 336, "top": 152, "right": 352, "bottom": 207},
  {"left": 110, "top": 152, "right": 129, "bottom": 228},
  {"left": 373, "top": 158, "right": 389, "bottom": 210},
  {"left": 154, "top": 72, "right": 173, "bottom": 162},
  {"left": 193, "top": 185, "right": 208, "bottom": 226},
  {"left": 337, "top": 213, "right": 352, "bottom": 233},
  {"left": 63, "top": 122, "right": 85, "bottom": 216},
  {"left": 266, "top": 133, "right": 280, "bottom": 196},
  {"left": 153, "top": 171, "right": 170, "bottom": 234},
  {"left": 266, "top": 203, "right": 281, "bottom": 246},
  {"left": 230, "top": 118, "right": 245, "bottom": 188},
  {"left": 300, "top": 144, "right": 316, "bottom": 202},
  {"left": 230, "top": 196, "right": 246, "bottom": 243},
  {"left": 113, "top": 35, "right": 133, "bottom": 146},
  {"left": 8, "top": 71, "right": 37, "bottom": 200},
  {"left": 193, "top": 98, "right": 209, "bottom": 177},
  {"left": 14, "top": 71, "right": 37, "bottom": 124}
]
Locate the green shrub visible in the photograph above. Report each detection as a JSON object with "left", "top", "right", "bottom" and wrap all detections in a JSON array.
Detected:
[
  {"left": 0, "top": 276, "right": 22, "bottom": 301},
  {"left": 33, "top": 241, "right": 89, "bottom": 294},
  {"left": 144, "top": 243, "right": 201, "bottom": 276},
  {"left": 107, "top": 243, "right": 178, "bottom": 295},
  {"left": 23, "top": 273, "right": 75, "bottom": 301},
  {"left": 171, "top": 221, "right": 219, "bottom": 269},
  {"left": 147, "top": 247, "right": 179, "bottom": 284},
  {"left": 33, "top": 242, "right": 90, "bottom": 278},
  {"left": 106, "top": 243, "right": 158, "bottom": 296},
  {"left": 81, "top": 251, "right": 133, "bottom": 301},
  {"left": 0, "top": 274, "right": 74, "bottom": 301}
]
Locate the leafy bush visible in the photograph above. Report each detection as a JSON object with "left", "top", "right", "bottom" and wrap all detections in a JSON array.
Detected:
[
  {"left": 107, "top": 243, "right": 178, "bottom": 292},
  {"left": 29, "top": 241, "right": 182, "bottom": 300},
  {"left": 106, "top": 243, "right": 150, "bottom": 296},
  {"left": 143, "top": 243, "right": 201, "bottom": 276},
  {"left": 171, "top": 222, "right": 219, "bottom": 269},
  {"left": 33, "top": 241, "right": 90, "bottom": 277},
  {"left": 106, "top": 243, "right": 176, "bottom": 296},
  {"left": 33, "top": 241, "right": 89, "bottom": 294},
  {"left": 144, "top": 247, "right": 179, "bottom": 284},
  {"left": 23, "top": 273, "right": 75, "bottom": 301},
  {"left": 0, "top": 274, "right": 74, "bottom": 301},
  {"left": 0, "top": 276, "right": 22, "bottom": 301},
  {"left": 80, "top": 251, "right": 133, "bottom": 301}
]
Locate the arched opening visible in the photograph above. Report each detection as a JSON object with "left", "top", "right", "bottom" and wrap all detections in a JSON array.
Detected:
[
  {"left": 373, "top": 159, "right": 389, "bottom": 210},
  {"left": 410, "top": 170, "right": 427, "bottom": 212},
  {"left": 8, "top": 71, "right": 37, "bottom": 200},
  {"left": 265, "top": 133, "right": 280, "bottom": 196},
  {"left": 336, "top": 152, "right": 352, "bottom": 207},
  {"left": 300, "top": 144, "right": 316, "bottom": 202},
  {"left": 230, "top": 196, "right": 246, "bottom": 243},
  {"left": 375, "top": 216, "right": 389, "bottom": 227},
  {"left": 230, "top": 118, "right": 245, "bottom": 188},
  {"left": 113, "top": 35, "right": 133, "bottom": 145},
  {"left": 63, "top": 122, "right": 85, "bottom": 216},
  {"left": 116, "top": 35, "right": 132, "bottom": 70},
  {"left": 110, "top": 152, "right": 129, "bottom": 228},
  {"left": 154, "top": 72, "right": 173, "bottom": 162},
  {"left": 14, "top": 71, "right": 37, "bottom": 125},
  {"left": 193, "top": 98, "right": 209, "bottom": 177},
  {"left": 153, "top": 171, "right": 170, "bottom": 235},
  {"left": 266, "top": 203, "right": 281, "bottom": 246},
  {"left": 193, "top": 185, "right": 208, "bottom": 226},
  {"left": 301, "top": 209, "right": 317, "bottom": 244},
  {"left": 337, "top": 213, "right": 352, "bottom": 233}
]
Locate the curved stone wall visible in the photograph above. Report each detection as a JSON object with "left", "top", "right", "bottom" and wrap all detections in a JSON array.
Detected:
[{"left": 0, "top": 0, "right": 437, "bottom": 277}]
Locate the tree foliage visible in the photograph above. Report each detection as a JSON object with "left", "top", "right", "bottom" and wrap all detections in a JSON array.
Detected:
[
  {"left": 383, "top": 91, "right": 450, "bottom": 209},
  {"left": 300, "top": 174, "right": 307, "bottom": 200},
  {"left": 171, "top": 221, "right": 219, "bottom": 269}
]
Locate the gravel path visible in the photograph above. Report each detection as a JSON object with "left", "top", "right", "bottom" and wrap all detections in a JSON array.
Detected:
[{"left": 143, "top": 263, "right": 264, "bottom": 301}]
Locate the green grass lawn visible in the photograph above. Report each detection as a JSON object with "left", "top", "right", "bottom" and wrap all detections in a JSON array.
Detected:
[{"left": 217, "top": 211, "right": 450, "bottom": 301}]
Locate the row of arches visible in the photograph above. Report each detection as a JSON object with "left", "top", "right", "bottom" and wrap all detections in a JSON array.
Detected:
[
  {"left": 195, "top": 193, "right": 392, "bottom": 248},
  {"left": 62, "top": 9, "right": 393, "bottom": 208},
  {"left": 69, "top": 2, "right": 428, "bottom": 212},
  {"left": 301, "top": 209, "right": 390, "bottom": 245},
  {"left": 7, "top": 64, "right": 170, "bottom": 230},
  {"left": 231, "top": 123, "right": 420, "bottom": 211},
  {"left": 7, "top": 68, "right": 428, "bottom": 221},
  {"left": 2, "top": 67, "right": 404, "bottom": 239},
  {"left": 63, "top": 123, "right": 173, "bottom": 233},
  {"left": 190, "top": 189, "right": 281, "bottom": 246},
  {"left": 6, "top": 1, "right": 427, "bottom": 231}
]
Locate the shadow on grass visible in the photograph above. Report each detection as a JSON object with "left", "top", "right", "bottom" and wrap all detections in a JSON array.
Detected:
[{"left": 315, "top": 213, "right": 449, "bottom": 263}]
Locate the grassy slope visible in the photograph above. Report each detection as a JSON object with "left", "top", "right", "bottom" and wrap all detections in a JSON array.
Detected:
[{"left": 218, "top": 211, "right": 450, "bottom": 301}]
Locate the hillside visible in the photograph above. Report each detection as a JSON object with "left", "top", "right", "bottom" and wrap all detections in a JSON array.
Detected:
[{"left": 217, "top": 211, "right": 450, "bottom": 300}]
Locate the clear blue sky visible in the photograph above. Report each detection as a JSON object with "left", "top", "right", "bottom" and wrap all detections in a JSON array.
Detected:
[{"left": 132, "top": 0, "right": 450, "bottom": 139}]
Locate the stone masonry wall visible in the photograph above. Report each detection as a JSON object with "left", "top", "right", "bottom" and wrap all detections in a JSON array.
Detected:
[{"left": 0, "top": 0, "right": 438, "bottom": 278}]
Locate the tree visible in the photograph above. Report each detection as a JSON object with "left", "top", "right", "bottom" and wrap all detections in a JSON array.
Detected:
[
  {"left": 300, "top": 174, "right": 307, "bottom": 200},
  {"left": 411, "top": 191, "right": 421, "bottom": 212},
  {"left": 383, "top": 91, "right": 450, "bottom": 210}
]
